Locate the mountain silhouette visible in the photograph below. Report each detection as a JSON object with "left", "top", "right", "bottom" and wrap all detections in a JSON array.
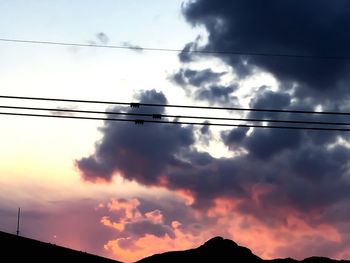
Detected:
[
  {"left": 136, "top": 236, "right": 350, "bottom": 263},
  {"left": 137, "top": 236, "right": 262, "bottom": 263},
  {"left": 0, "top": 230, "right": 121, "bottom": 263},
  {"left": 1, "top": 230, "right": 349, "bottom": 263}
]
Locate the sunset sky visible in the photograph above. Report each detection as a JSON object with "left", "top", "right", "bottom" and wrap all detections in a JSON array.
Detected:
[{"left": 1, "top": 1, "right": 350, "bottom": 262}]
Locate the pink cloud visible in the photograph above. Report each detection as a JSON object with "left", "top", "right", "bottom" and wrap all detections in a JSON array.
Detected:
[{"left": 98, "top": 195, "right": 348, "bottom": 262}]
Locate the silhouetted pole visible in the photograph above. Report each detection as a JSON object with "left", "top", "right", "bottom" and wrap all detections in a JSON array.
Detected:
[{"left": 16, "top": 207, "right": 20, "bottom": 236}]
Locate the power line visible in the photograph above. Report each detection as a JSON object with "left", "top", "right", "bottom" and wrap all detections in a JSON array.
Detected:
[
  {"left": 1, "top": 95, "right": 350, "bottom": 116},
  {"left": 1, "top": 111, "right": 350, "bottom": 132},
  {"left": 0, "top": 37, "right": 349, "bottom": 60},
  {"left": 2, "top": 105, "right": 350, "bottom": 127}
]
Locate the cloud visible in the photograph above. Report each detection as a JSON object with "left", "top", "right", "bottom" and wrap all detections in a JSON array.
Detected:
[
  {"left": 76, "top": 88, "right": 350, "bottom": 260},
  {"left": 86, "top": 32, "right": 110, "bottom": 46},
  {"left": 76, "top": 89, "right": 350, "bottom": 213},
  {"left": 100, "top": 197, "right": 211, "bottom": 262},
  {"left": 173, "top": 68, "right": 226, "bottom": 87},
  {"left": 101, "top": 198, "right": 175, "bottom": 239},
  {"left": 70, "top": 32, "right": 110, "bottom": 53},
  {"left": 182, "top": 0, "right": 350, "bottom": 100},
  {"left": 178, "top": 36, "right": 202, "bottom": 62},
  {"left": 98, "top": 195, "right": 350, "bottom": 262},
  {"left": 96, "top": 32, "right": 109, "bottom": 44},
  {"left": 75, "top": 2, "right": 350, "bottom": 260},
  {"left": 76, "top": 89, "right": 195, "bottom": 184},
  {"left": 196, "top": 85, "right": 237, "bottom": 105},
  {"left": 274, "top": 235, "right": 349, "bottom": 260},
  {"left": 121, "top": 42, "right": 143, "bottom": 52},
  {"left": 171, "top": 68, "right": 237, "bottom": 105}
]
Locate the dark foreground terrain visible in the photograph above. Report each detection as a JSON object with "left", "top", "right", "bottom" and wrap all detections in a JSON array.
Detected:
[
  {"left": 1, "top": 231, "right": 349, "bottom": 263},
  {"left": 0, "top": 231, "right": 120, "bottom": 262},
  {"left": 137, "top": 236, "right": 350, "bottom": 263}
]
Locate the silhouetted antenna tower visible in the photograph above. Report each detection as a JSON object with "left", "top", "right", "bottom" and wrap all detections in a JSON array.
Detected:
[{"left": 16, "top": 207, "right": 20, "bottom": 236}]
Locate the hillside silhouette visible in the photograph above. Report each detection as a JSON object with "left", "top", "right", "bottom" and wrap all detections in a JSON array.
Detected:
[
  {"left": 0, "top": 231, "right": 120, "bottom": 263},
  {"left": 1, "top": 231, "right": 349, "bottom": 263},
  {"left": 136, "top": 236, "right": 350, "bottom": 263}
]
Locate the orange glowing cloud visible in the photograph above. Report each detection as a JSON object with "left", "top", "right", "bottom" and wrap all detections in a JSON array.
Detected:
[
  {"left": 99, "top": 194, "right": 345, "bottom": 262},
  {"left": 205, "top": 197, "right": 342, "bottom": 259},
  {"left": 107, "top": 198, "right": 142, "bottom": 221},
  {"left": 99, "top": 197, "right": 212, "bottom": 262},
  {"left": 145, "top": 210, "right": 163, "bottom": 224},
  {"left": 104, "top": 225, "right": 208, "bottom": 263}
]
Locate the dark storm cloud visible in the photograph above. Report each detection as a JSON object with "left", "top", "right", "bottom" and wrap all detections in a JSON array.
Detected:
[
  {"left": 172, "top": 68, "right": 226, "bottom": 87},
  {"left": 178, "top": 42, "right": 195, "bottom": 62},
  {"left": 223, "top": 89, "right": 303, "bottom": 160},
  {"left": 248, "top": 89, "right": 292, "bottom": 117},
  {"left": 223, "top": 86, "right": 350, "bottom": 161},
  {"left": 77, "top": 90, "right": 246, "bottom": 206},
  {"left": 221, "top": 90, "right": 350, "bottom": 214},
  {"left": 182, "top": 0, "right": 350, "bottom": 98},
  {"left": 76, "top": 89, "right": 350, "bottom": 259},
  {"left": 77, "top": 89, "right": 350, "bottom": 212},
  {"left": 172, "top": 68, "right": 237, "bottom": 105},
  {"left": 196, "top": 122, "right": 212, "bottom": 146},
  {"left": 196, "top": 85, "right": 237, "bottom": 105},
  {"left": 178, "top": 37, "right": 202, "bottom": 62},
  {"left": 76, "top": 89, "right": 195, "bottom": 184},
  {"left": 235, "top": 143, "right": 350, "bottom": 211},
  {"left": 214, "top": 92, "right": 350, "bottom": 236},
  {"left": 242, "top": 129, "right": 302, "bottom": 160},
  {"left": 78, "top": 1, "right": 350, "bottom": 258},
  {"left": 200, "top": 123, "right": 209, "bottom": 135},
  {"left": 177, "top": 0, "right": 350, "bottom": 168}
]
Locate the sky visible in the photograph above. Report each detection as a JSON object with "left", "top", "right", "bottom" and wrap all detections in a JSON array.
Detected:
[{"left": 1, "top": 0, "right": 350, "bottom": 262}]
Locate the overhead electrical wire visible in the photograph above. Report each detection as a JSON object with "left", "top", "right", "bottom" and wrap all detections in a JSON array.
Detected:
[
  {"left": 1, "top": 37, "right": 349, "bottom": 131},
  {"left": 1, "top": 102, "right": 350, "bottom": 131},
  {"left": 1, "top": 105, "right": 350, "bottom": 127},
  {"left": 0, "top": 37, "right": 349, "bottom": 60},
  {"left": 1, "top": 111, "right": 350, "bottom": 131},
  {"left": 1, "top": 95, "right": 350, "bottom": 116}
]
